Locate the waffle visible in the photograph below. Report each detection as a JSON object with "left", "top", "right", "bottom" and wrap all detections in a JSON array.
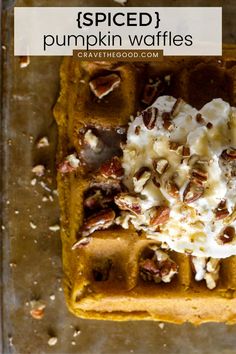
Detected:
[{"left": 53, "top": 46, "right": 236, "bottom": 324}]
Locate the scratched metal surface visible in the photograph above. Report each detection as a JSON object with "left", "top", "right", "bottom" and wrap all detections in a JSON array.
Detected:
[{"left": 1, "top": 0, "right": 236, "bottom": 353}]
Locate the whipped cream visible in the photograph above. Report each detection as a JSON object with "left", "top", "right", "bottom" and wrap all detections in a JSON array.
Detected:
[{"left": 116, "top": 96, "right": 236, "bottom": 258}]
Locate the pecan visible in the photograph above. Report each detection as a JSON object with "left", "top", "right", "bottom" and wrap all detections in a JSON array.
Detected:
[
  {"left": 72, "top": 237, "right": 92, "bottom": 250},
  {"left": 162, "top": 112, "right": 173, "bottom": 131},
  {"left": 217, "top": 226, "right": 235, "bottom": 245},
  {"left": 114, "top": 193, "right": 142, "bottom": 215},
  {"left": 58, "top": 153, "right": 80, "bottom": 174},
  {"left": 191, "top": 167, "right": 208, "bottom": 186},
  {"left": 183, "top": 182, "right": 204, "bottom": 203},
  {"left": 81, "top": 209, "right": 115, "bottom": 236},
  {"left": 149, "top": 206, "right": 170, "bottom": 226},
  {"left": 221, "top": 148, "right": 236, "bottom": 160},
  {"left": 165, "top": 179, "right": 179, "bottom": 198},
  {"left": 195, "top": 113, "right": 205, "bottom": 124},
  {"left": 152, "top": 176, "right": 161, "bottom": 188},
  {"left": 139, "top": 249, "right": 178, "bottom": 284},
  {"left": 182, "top": 146, "right": 190, "bottom": 157},
  {"left": 171, "top": 98, "right": 184, "bottom": 117},
  {"left": 89, "top": 73, "right": 121, "bottom": 99},
  {"left": 133, "top": 167, "right": 151, "bottom": 193},
  {"left": 214, "top": 200, "right": 229, "bottom": 220},
  {"left": 206, "top": 122, "right": 213, "bottom": 129},
  {"left": 142, "top": 107, "right": 158, "bottom": 130},
  {"left": 135, "top": 126, "right": 141, "bottom": 135},
  {"left": 99, "top": 156, "right": 124, "bottom": 179},
  {"left": 142, "top": 79, "right": 164, "bottom": 105},
  {"left": 84, "top": 129, "right": 103, "bottom": 153},
  {"left": 19, "top": 55, "right": 30, "bottom": 68},
  {"left": 169, "top": 141, "right": 181, "bottom": 151},
  {"left": 153, "top": 159, "right": 169, "bottom": 174},
  {"left": 30, "top": 301, "right": 45, "bottom": 320}
]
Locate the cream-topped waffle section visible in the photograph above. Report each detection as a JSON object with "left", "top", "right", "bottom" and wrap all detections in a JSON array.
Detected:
[{"left": 116, "top": 96, "right": 236, "bottom": 258}]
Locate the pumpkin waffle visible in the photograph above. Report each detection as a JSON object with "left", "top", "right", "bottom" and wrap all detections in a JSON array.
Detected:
[{"left": 54, "top": 46, "right": 236, "bottom": 324}]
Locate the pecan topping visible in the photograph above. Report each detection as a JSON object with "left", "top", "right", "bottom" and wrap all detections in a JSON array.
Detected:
[
  {"left": 135, "top": 126, "right": 141, "bottom": 135},
  {"left": 169, "top": 141, "right": 181, "bottom": 151},
  {"left": 114, "top": 193, "right": 142, "bottom": 215},
  {"left": 165, "top": 179, "right": 179, "bottom": 198},
  {"left": 84, "top": 129, "right": 103, "bottom": 153},
  {"left": 142, "top": 79, "right": 164, "bottom": 105},
  {"left": 206, "top": 122, "right": 213, "bottom": 129},
  {"left": 58, "top": 153, "right": 80, "bottom": 174},
  {"left": 100, "top": 156, "right": 124, "bottom": 179},
  {"left": 191, "top": 167, "right": 208, "bottom": 186},
  {"left": 182, "top": 146, "right": 190, "bottom": 157},
  {"left": 150, "top": 206, "right": 170, "bottom": 226},
  {"left": 133, "top": 167, "right": 151, "bottom": 193},
  {"left": 195, "top": 113, "right": 205, "bottom": 124},
  {"left": 140, "top": 249, "right": 178, "bottom": 283},
  {"left": 142, "top": 107, "right": 158, "bottom": 130},
  {"left": 153, "top": 159, "right": 169, "bottom": 174},
  {"left": 89, "top": 73, "right": 121, "bottom": 99},
  {"left": 217, "top": 226, "right": 235, "bottom": 245},
  {"left": 183, "top": 182, "right": 204, "bottom": 203},
  {"left": 214, "top": 200, "right": 229, "bottom": 220},
  {"left": 162, "top": 112, "right": 173, "bottom": 131},
  {"left": 72, "top": 237, "right": 92, "bottom": 250},
  {"left": 221, "top": 148, "right": 236, "bottom": 160},
  {"left": 171, "top": 98, "right": 184, "bottom": 117},
  {"left": 81, "top": 209, "right": 115, "bottom": 236}
]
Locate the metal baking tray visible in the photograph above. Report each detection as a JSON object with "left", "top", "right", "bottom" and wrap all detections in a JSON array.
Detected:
[{"left": 1, "top": 0, "right": 236, "bottom": 353}]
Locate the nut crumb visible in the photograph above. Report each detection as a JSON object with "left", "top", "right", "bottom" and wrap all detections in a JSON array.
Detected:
[
  {"left": 73, "top": 329, "right": 81, "bottom": 337},
  {"left": 30, "top": 300, "right": 45, "bottom": 320},
  {"left": 158, "top": 322, "right": 165, "bottom": 329},
  {"left": 30, "top": 222, "right": 37, "bottom": 230},
  {"left": 71, "top": 341, "right": 76, "bottom": 346},
  {"left": 31, "top": 178, "right": 37, "bottom": 186},
  {"left": 32, "top": 165, "right": 45, "bottom": 177},
  {"left": 48, "top": 337, "right": 58, "bottom": 346},
  {"left": 49, "top": 294, "right": 56, "bottom": 301},
  {"left": 37, "top": 136, "right": 49, "bottom": 148},
  {"left": 49, "top": 224, "right": 60, "bottom": 232}
]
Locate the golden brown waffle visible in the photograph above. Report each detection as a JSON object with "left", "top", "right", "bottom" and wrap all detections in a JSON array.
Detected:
[{"left": 54, "top": 46, "right": 236, "bottom": 324}]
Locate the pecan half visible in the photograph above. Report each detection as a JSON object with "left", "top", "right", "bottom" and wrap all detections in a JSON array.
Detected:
[
  {"left": 89, "top": 73, "right": 121, "bottom": 99},
  {"left": 217, "top": 226, "right": 235, "bottom": 245},
  {"left": 221, "top": 148, "right": 236, "bottom": 160},
  {"left": 183, "top": 182, "right": 204, "bottom": 203},
  {"left": 99, "top": 156, "right": 124, "bottom": 179},
  {"left": 153, "top": 158, "right": 169, "bottom": 174},
  {"left": 133, "top": 167, "right": 151, "bottom": 193},
  {"left": 114, "top": 193, "right": 142, "bottom": 215},
  {"left": 149, "top": 206, "right": 170, "bottom": 226},
  {"left": 142, "top": 107, "right": 158, "bottom": 130},
  {"left": 81, "top": 209, "right": 115, "bottom": 236}
]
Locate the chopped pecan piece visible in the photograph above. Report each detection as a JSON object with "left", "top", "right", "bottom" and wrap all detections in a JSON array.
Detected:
[
  {"left": 142, "top": 79, "right": 164, "bottom": 105},
  {"left": 214, "top": 200, "right": 229, "bottom": 220},
  {"left": 100, "top": 156, "right": 124, "bottom": 179},
  {"left": 81, "top": 209, "right": 115, "bottom": 236},
  {"left": 191, "top": 167, "right": 208, "bottom": 186},
  {"left": 142, "top": 107, "right": 158, "bottom": 130},
  {"left": 171, "top": 98, "right": 184, "bottom": 117},
  {"left": 114, "top": 193, "right": 142, "bottom": 215},
  {"left": 162, "top": 112, "right": 173, "bottom": 131},
  {"left": 153, "top": 158, "right": 169, "bottom": 174},
  {"left": 140, "top": 249, "right": 178, "bottom": 283},
  {"left": 84, "top": 129, "right": 103, "bottom": 153},
  {"left": 133, "top": 167, "right": 151, "bottom": 193},
  {"left": 89, "top": 73, "right": 121, "bottom": 99},
  {"left": 165, "top": 179, "right": 179, "bottom": 198},
  {"left": 182, "top": 146, "right": 190, "bottom": 157},
  {"left": 135, "top": 126, "right": 141, "bottom": 135},
  {"left": 183, "top": 182, "right": 204, "bottom": 203},
  {"left": 221, "top": 148, "right": 236, "bottom": 160},
  {"left": 150, "top": 206, "right": 170, "bottom": 226},
  {"left": 195, "top": 113, "right": 205, "bottom": 124},
  {"left": 169, "top": 141, "right": 181, "bottom": 151},
  {"left": 58, "top": 153, "right": 80, "bottom": 174},
  {"left": 72, "top": 237, "right": 92, "bottom": 250},
  {"left": 217, "top": 226, "right": 235, "bottom": 245},
  {"left": 206, "top": 122, "right": 213, "bottom": 129}
]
